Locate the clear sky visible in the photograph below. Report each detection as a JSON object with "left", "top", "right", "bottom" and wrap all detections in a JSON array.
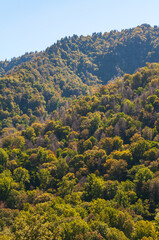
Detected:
[{"left": 1, "top": 0, "right": 159, "bottom": 61}]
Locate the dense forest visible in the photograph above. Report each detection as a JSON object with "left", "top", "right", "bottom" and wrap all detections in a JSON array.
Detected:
[
  {"left": 0, "top": 24, "right": 159, "bottom": 133},
  {"left": 0, "top": 62, "right": 159, "bottom": 239},
  {"left": 0, "top": 25, "right": 159, "bottom": 239}
]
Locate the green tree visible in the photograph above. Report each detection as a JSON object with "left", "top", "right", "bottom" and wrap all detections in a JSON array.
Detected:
[
  {"left": 56, "top": 158, "right": 68, "bottom": 179},
  {"left": 131, "top": 140, "right": 150, "bottom": 163},
  {"left": 13, "top": 211, "right": 53, "bottom": 240},
  {"left": 132, "top": 220, "right": 157, "bottom": 240},
  {"left": 0, "top": 148, "right": 9, "bottom": 168},
  {"left": 114, "top": 189, "right": 130, "bottom": 208},
  {"left": 24, "top": 127, "right": 36, "bottom": 140},
  {"left": 58, "top": 173, "right": 77, "bottom": 197},
  {"left": 106, "top": 227, "right": 128, "bottom": 240},
  {"left": 37, "top": 168, "right": 52, "bottom": 190},
  {"left": 0, "top": 170, "right": 13, "bottom": 201},
  {"left": 82, "top": 174, "right": 105, "bottom": 201},
  {"left": 134, "top": 167, "right": 154, "bottom": 198},
  {"left": 13, "top": 167, "right": 30, "bottom": 188}
]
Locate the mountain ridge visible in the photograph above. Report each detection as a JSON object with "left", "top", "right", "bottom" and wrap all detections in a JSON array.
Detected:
[
  {"left": 1, "top": 24, "right": 159, "bottom": 80},
  {"left": 0, "top": 24, "right": 159, "bottom": 133}
]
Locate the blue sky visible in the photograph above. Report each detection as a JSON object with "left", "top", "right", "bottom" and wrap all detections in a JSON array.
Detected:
[{"left": 1, "top": 0, "right": 159, "bottom": 60}]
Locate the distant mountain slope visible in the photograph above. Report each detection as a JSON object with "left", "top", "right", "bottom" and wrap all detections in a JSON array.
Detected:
[
  {"left": 45, "top": 24, "right": 159, "bottom": 84},
  {"left": 0, "top": 24, "right": 159, "bottom": 131},
  {"left": 0, "top": 52, "right": 36, "bottom": 76},
  {"left": 1, "top": 24, "right": 159, "bottom": 84}
]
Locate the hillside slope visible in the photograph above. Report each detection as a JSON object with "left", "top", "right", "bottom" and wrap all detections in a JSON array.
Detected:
[
  {"left": 1, "top": 24, "right": 159, "bottom": 83},
  {"left": 0, "top": 24, "right": 159, "bottom": 133},
  {"left": 0, "top": 63, "right": 159, "bottom": 239}
]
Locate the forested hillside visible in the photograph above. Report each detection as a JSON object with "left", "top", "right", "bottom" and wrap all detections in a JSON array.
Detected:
[
  {"left": 0, "top": 62, "right": 159, "bottom": 239},
  {"left": 0, "top": 24, "right": 159, "bottom": 134},
  {"left": 1, "top": 24, "right": 159, "bottom": 83}
]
